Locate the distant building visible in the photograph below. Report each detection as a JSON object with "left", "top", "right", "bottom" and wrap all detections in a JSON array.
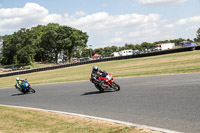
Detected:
[
  {"left": 156, "top": 43, "right": 175, "bottom": 50},
  {"left": 111, "top": 49, "right": 139, "bottom": 57},
  {"left": 119, "top": 49, "right": 133, "bottom": 56},
  {"left": 57, "top": 51, "right": 67, "bottom": 63},
  {"left": 180, "top": 41, "right": 197, "bottom": 47},
  {"left": 111, "top": 52, "right": 120, "bottom": 57}
]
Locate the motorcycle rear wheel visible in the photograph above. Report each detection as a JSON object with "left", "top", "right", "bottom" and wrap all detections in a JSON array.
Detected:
[{"left": 112, "top": 82, "right": 120, "bottom": 91}]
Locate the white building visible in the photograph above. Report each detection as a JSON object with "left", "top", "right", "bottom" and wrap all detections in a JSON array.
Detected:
[
  {"left": 111, "top": 49, "right": 136, "bottom": 57},
  {"left": 156, "top": 43, "right": 175, "bottom": 50},
  {"left": 119, "top": 49, "right": 133, "bottom": 56},
  {"left": 57, "top": 51, "right": 67, "bottom": 63},
  {"left": 111, "top": 52, "right": 120, "bottom": 57}
]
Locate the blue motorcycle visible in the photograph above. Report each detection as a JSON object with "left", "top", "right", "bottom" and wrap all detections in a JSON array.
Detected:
[{"left": 20, "top": 80, "right": 35, "bottom": 94}]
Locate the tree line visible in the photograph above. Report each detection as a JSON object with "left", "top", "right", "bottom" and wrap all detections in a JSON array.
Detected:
[
  {"left": 75, "top": 36, "right": 199, "bottom": 58},
  {"left": 0, "top": 23, "right": 88, "bottom": 65},
  {"left": 0, "top": 24, "right": 199, "bottom": 65}
]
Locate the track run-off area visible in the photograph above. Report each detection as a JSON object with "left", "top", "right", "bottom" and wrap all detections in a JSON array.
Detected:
[{"left": 0, "top": 73, "right": 200, "bottom": 133}]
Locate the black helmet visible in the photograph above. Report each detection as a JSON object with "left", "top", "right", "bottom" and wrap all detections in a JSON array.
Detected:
[{"left": 93, "top": 66, "right": 98, "bottom": 71}]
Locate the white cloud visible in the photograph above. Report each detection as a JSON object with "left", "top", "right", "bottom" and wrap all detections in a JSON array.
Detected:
[
  {"left": 138, "top": 0, "right": 187, "bottom": 6},
  {"left": 0, "top": 2, "right": 163, "bottom": 47},
  {"left": 185, "top": 25, "right": 200, "bottom": 31},
  {"left": 66, "top": 13, "right": 160, "bottom": 31},
  {"left": 0, "top": 3, "right": 48, "bottom": 18},
  {"left": 165, "top": 16, "right": 200, "bottom": 28},
  {"left": 109, "top": 37, "right": 123, "bottom": 43},
  {"left": 176, "top": 16, "right": 200, "bottom": 25},
  {"left": 0, "top": 2, "right": 198, "bottom": 48},
  {"left": 129, "top": 28, "right": 160, "bottom": 37},
  {"left": 0, "top": 3, "right": 48, "bottom": 32},
  {"left": 75, "top": 11, "right": 86, "bottom": 16},
  {"left": 162, "top": 16, "right": 200, "bottom": 42},
  {"left": 42, "top": 14, "right": 62, "bottom": 23},
  {"left": 164, "top": 24, "right": 174, "bottom": 28},
  {"left": 114, "top": 31, "right": 123, "bottom": 36}
]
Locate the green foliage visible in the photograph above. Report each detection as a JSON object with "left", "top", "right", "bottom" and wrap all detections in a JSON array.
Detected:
[
  {"left": 194, "top": 28, "right": 200, "bottom": 42},
  {"left": 94, "top": 48, "right": 104, "bottom": 56},
  {"left": 197, "top": 28, "right": 200, "bottom": 38},
  {"left": 0, "top": 23, "right": 88, "bottom": 65},
  {"left": 91, "top": 46, "right": 119, "bottom": 57}
]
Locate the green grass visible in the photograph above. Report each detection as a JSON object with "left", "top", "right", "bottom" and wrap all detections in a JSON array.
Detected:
[
  {"left": 0, "top": 106, "right": 134, "bottom": 133},
  {"left": 0, "top": 50, "right": 200, "bottom": 89}
]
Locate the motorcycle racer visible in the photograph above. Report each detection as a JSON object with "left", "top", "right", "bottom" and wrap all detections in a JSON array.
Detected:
[
  {"left": 15, "top": 77, "right": 24, "bottom": 91},
  {"left": 90, "top": 66, "right": 120, "bottom": 92},
  {"left": 15, "top": 78, "right": 35, "bottom": 94},
  {"left": 91, "top": 66, "right": 106, "bottom": 85}
]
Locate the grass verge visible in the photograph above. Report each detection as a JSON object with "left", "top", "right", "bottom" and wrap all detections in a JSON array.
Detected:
[
  {"left": 0, "top": 106, "right": 161, "bottom": 133},
  {"left": 0, "top": 50, "right": 200, "bottom": 89}
]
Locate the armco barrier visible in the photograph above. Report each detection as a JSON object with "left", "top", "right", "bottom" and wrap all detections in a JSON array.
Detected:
[{"left": 0, "top": 46, "right": 200, "bottom": 78}]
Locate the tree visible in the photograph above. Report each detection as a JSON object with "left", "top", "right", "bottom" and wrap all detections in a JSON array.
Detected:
[
  {"left": 93, "top": 48, "right": 103, "bottom": 56},
  {"left": 173, "top": 38, "right": 185, "bottom": 47},
  {"left": 197, "top": 28, "right": 200, "bottom": 38},
  {"left": 31, "top": 25, "right": 45, "bottom": 62},
  {"left": 41, "top": 23, "right": 60, "bottom": 63},
  {"left": 0, "top": 23, "right": 89, "bottom": 65},
  {"left": 15, "top": 28, "right": 36, "bottom": 64},
  {"left": 66, "top": 29, "right": 88, "bottom": 62},
  {"left": 124, "top": 44, "right": 136, "bottom": 50},
  {"left": 1, "top": 34, "right": 17, "bottom": 65},
  {"left": 135, "top": 44, "right": 142, "bottom": 50},
  {"left": 194, "top": 28, "right": 200, "bottom": 42},
  {"left": 80, "top": 48, "right": 90, "bottom": 57},
  {"left": 141, "top": 42, "right": 155, "bottom": 50}
]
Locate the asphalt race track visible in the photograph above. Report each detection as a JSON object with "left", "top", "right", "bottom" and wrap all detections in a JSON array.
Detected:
[{"left": 0, "top": 73, "right": 200, "bottom": 133}]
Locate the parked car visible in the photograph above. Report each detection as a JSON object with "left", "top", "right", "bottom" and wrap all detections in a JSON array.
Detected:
[{"left": 12, "top": 66, "right": 18, "bottom": 70}]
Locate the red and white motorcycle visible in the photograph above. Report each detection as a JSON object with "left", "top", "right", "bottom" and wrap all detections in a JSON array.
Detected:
[{"left": 90, "top": 72, "right": 120, "bottom": 92}]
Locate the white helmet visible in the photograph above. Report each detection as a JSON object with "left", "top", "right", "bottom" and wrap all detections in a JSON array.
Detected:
[{"left": 16, "top": 77, "right": 20, "bottom": 81}]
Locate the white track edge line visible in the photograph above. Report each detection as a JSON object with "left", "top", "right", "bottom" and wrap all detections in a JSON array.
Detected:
[{"left": 0, "top": 104, "right": 183, "bottom": 133}]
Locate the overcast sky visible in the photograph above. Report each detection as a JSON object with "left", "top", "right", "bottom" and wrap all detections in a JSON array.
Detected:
[{"left": 0, "top": 0, "right": 200, "bottom": 48}]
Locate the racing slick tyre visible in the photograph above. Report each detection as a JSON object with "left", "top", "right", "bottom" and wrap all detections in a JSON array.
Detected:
[
  {"left": 112, "top": 82, "right": 120, "bottom": 91},
  {"left": 29, "top": 88, "right": 36, "bottom": 93}
]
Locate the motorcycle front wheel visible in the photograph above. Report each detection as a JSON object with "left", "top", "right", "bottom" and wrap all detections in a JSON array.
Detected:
[
  {"left": 29, "top": 88, "right": 36, "bottom": 93},
  {"left": 112, "top": 82, "right": 120, "bottom": 91}
]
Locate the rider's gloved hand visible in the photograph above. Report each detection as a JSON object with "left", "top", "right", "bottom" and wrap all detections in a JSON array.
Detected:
[{"left": 15, "top": 84, "right": 19, "bottom": 89}]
